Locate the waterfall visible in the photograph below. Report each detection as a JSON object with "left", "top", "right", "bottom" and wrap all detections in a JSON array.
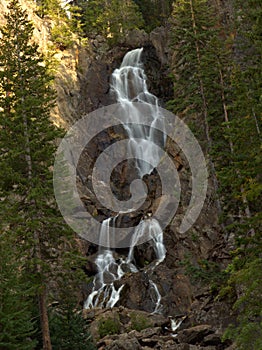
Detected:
[
  {"left": 111, "top": 48, "right": 165, "bottom": 177},
  {"left": 84, "top": 218, "right": 125, "bottom": 309},
  {"left": 85, "top": 48, "right": 166, "bottom": 312}
]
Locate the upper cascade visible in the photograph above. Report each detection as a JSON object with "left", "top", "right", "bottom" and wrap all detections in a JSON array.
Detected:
[
  {"left": 120, "top": 48, "right": 144, "bottom": 68},
  {"left": 111, "top": 47, "right": 165, "bottom": 177},
  {"left": 112, "top": 47, "right": 158, "bottom": 105}
]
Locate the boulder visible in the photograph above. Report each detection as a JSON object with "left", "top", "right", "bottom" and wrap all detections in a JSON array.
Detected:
[
  {"left": 102, "top": 335, "right": 141, "bottom": 350},
  {"left": 202, "top": 333, "right": 222, "bottom": 346},
  {"left": 177, "top": 324, "right": 212, "bottom": 344},
  {"left": 124, "top": 29, "right": 149, "bottom": 48}
]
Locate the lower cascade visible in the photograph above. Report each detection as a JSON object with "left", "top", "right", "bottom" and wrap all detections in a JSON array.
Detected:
[{"left": 84, "top": 48, "right": 166, "bottom": 313}]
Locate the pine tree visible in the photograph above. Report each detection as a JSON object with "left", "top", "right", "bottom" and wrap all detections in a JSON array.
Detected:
[
  {"left": 0, "top": 1, "right": 86, "bottom": 349},
  {"left": 169, "top": 2, "right": 261, "bottom": 348},
  {"left": 134, "top": 0, "right": 173, "bottom": 32},
  {"left": 104, "top": 0, "right": 144, "bottom": 42},
  {"left": 77, "top": 0, "right": 144, "bottom": 41},
  {"left": 0, "top": 232, "right": 37, "bottom": 350},
  {"left": 220, "top": 1, "right": 262, "bottom": 347},
  {"left": 49, "top": 306, "right": 96, "bottom": 350},
  {"left": 168, "top": 0, "right": 229, "bottom": 217}
]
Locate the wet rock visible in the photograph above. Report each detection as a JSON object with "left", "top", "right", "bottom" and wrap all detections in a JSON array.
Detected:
[
  {"left": 141, "top": 45, "right": 173, "bottom": 104},
  {"left": 87, "top": 308, "right": 228, "bottom": 350},
  {"left": 85, "top": 253, "right": 99, "bottom": 275},
  {"left": 139, "top": 327, "right": 162, "bottom": 338}
]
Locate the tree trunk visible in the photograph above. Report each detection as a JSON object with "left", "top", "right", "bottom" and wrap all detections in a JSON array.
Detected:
[
  {"left": 252, "top": 107, "right": 261, "bottom": 137},
  {"left": 39, "top": 287, "right": 52, "bottom": 350}
]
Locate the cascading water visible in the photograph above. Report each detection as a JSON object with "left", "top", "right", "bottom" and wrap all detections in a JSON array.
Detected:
[
  {"left": 84, "top": 218, "right": 125, "bottom": 309},
  {"left": 111, "top": 48, "right": 165, "bottom": 177},
  {"left": 85, "top": 48, "right": 166, "bottom": 313}
]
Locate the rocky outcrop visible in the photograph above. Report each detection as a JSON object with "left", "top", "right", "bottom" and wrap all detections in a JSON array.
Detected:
[
  {"left": 72, "top": 26, "right": 234, "bottom": 342},
  {"left": 83, "top": 307, "right": 232, "bottom": 350},
  {"left": 77, "top": 114, "right": 231, "bottom": 321}
]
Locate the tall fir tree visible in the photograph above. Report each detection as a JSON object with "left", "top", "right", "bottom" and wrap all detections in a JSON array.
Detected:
[
  {"left": 0, "top": 1, "right": 87, "bottom": 349},
  {"left": 168, "top": 0, "right": 230, "bottom": 217},
  {"left": 0, "top": 232, "right": 37, "bottom": 350}
]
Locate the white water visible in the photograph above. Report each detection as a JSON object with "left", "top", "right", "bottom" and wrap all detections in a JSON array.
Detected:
[
  {"left": 85, "top": 48, "right": 166, "bottom": 312},
  {"left": 127, "top": 218, "right": 166, "bottom": 265},
  {"left": 84, "top": 219, "right": 125, "bottom": 309},
  {"left": 112, "top": 48, "right": 165, "bottom": 177}
]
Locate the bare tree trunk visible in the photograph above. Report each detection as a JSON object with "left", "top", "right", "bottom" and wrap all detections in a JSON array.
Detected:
[
  {"left": 39, "top": 287, "right": 53, "bottom": 350},
  {"left": 252, "top": 107, "right": 261, "bottom": 137}
]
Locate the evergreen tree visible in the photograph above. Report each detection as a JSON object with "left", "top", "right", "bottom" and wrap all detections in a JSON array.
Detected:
[
  {"left": 0, "top": 232, "right": 37, "bottom": 350},
  {"left": 0, "top": 1, "right": 87, "bottom": 349},
  {"left": 77, "top": 0, "right": 144, "bottom": 41},
  {"left": 49, "top": 306, "right": 96, "bottom": 350},
  {"left": 36, "top": 0, "right": 63, "bottom": 17},
  {"left": 75, "top": 0, "right": 105, "bottom": 37},
  {"left": 35, "top": 0, "right": 83, "bottom": 49},
  {"left": 134, "top": 0, "right": 173, "bottom": 32},
  {"left": 169, "top": 1, "right": 261, "bottom": 348},
  {"left": 168, "top": 0, "right": 228, "bottom": 215},
  {"left": 219, "top": 0, "right": 262, "bottom": 347}
]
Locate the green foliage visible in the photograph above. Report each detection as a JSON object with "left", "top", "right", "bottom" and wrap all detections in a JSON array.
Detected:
[
  {"left": 130, "top": 312, "right": 152, "bottom": 331},
  {"left": 35, "top": 0, "right": 64, "bottom": 18},
  {"left": 134, "top": 0, "right": 173, "bottom": 32},
  {"left": 36, "top": 0, "right": 82, "bottom": 49},
  {"left": 77, "top": 0, "right": 144, "bottom": 42},
  {"left": 167, "top": 0, "right": 225, "bottom": 143},
  {"left": 180, "top": 256, "right": 226, "bottom": 292},
  {"left": 0, "top": 1, "right": 87, "bottom": 347},
  {"left": 50, "top": 21, "right": 75, "bottom": 50},
  {"left": 98, "top": 315, "right": 121, "bottom": 338},
  {"left": 168, "top": 2, "right": 261, "bottom": 349},
  {"left": 222, "top": 257, "right": 262, "bottom": 349},
  {"left": 49, "top": 307, "right": 96, "bottom": 350},
  {"left": 0, "top": 232, "right": 37, "bottom": 350}
]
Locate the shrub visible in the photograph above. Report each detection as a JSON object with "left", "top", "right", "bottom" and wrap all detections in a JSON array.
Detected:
[
  {"left": 130, "top": 312, "right": 152, "bottom": 331},
  {"left": 98, "top": 316, "right": 121, "bottom": 338}
]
